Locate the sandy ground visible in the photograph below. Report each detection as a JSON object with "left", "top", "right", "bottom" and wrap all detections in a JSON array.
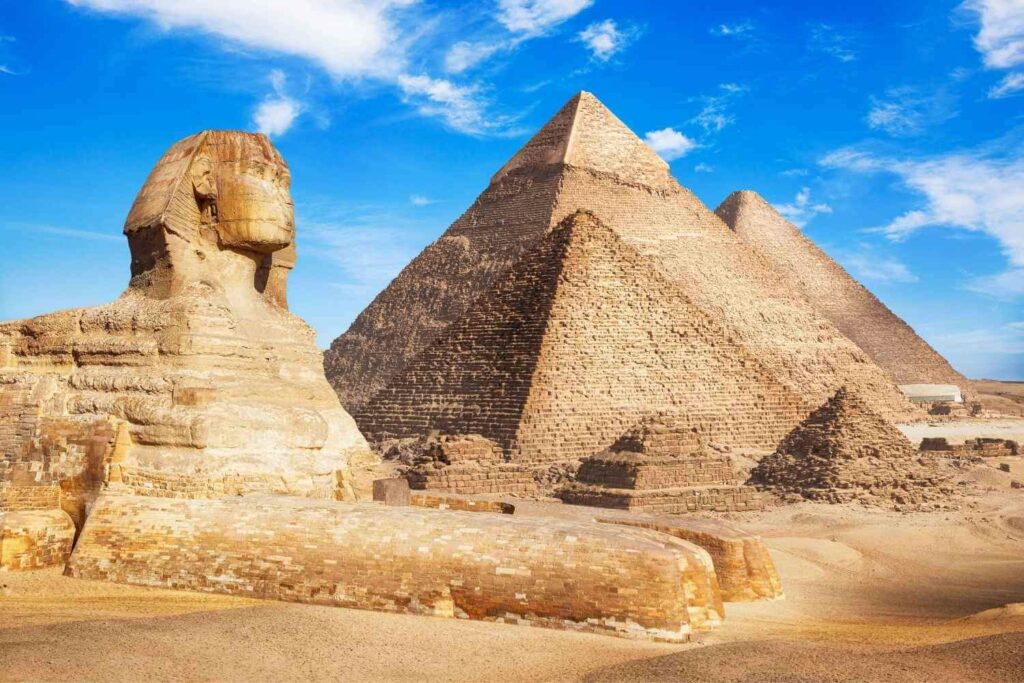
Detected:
[{"left": 3, "top": 422, "right": 1024, "bottom": 682}]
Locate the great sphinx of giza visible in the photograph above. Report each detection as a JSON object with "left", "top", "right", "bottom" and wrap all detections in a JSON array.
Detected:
[{"left": 1, "top": 131, "right": 375, "bottom": 568}]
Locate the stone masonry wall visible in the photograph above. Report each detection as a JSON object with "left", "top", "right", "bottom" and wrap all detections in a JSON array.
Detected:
[{"left": 68, "top": 493, "right": 724, "bottom": 641}]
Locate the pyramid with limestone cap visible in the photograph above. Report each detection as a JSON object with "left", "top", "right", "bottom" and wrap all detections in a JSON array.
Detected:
[
  {"left": 326, "top": 91, "right": 916, "bottom": 467},
  {"left": 750, "top": 387, "right": 955, "bottom": 508},
  {"left": 716, "top": 190, "right": 971, "bottom": 397}
]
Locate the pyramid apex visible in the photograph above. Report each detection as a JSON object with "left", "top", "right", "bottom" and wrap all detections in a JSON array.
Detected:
[
  {"left": 490, "top": 91, "right": 672, "bottom": 188},
  {"left": 716, "top": 189, "right": 795, "bottom": 235}
]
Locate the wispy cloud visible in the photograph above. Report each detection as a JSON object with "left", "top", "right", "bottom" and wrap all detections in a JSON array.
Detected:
[
  {"left": 252, "top": 69, "right": 303, "bottom": 137},
  {"left": 710, "top": 21, "right": 754, "bottom": 38},
  {"left": 409, "top": 194, "right": 436, "bottom": 206},
  {"left": 835, "top": 244, "right": 918, "bottom": 284},
  {"left": 773, "top": 187, "right": 832, "bottom": 228},
  {"left": 497, "top": 0, "right": 593, "bottom": 38},
  {"left": 694, "top": 162, "right": 713, "bottom": 173},
  {"left": 933, "top": 322, "right": 1024, "bottom": 356},
  {"left": 22, "top": 224, "right": 122, "bottom": 242},
  {"left": 65, "top": 0, "right": 520, "bottom": 136},
  {"left": 822, "top": 143, "right": 1024, "bottom": 298},
  {"left": 690, "top": 83, "right": 747, "bottom": 134},
  {"left": 960, "top": 0, "right": 1024, "bottom": 69},
  {"left": 643, "top": 128, "right": 697, "bottom": 161},
  {"left": 808, "top": 23, "right": 857, "bottom": 63},
  {"left": 397, "top": 74, "right": 519, "bottom": 136},
  {"left": 990, "top": 72, "right": 1024, "bottom": 98},
  {"left": 577, "top": 19, "right": 639, "bottom": 61},
  {"left": 444, "top": 41, "right": 502, "bottom": 74},
  {"left": 866, "top": 87, "right": 957, "bottom": 136},
  {"left": 960, "top": 0, "right": 1024, "bottom": 99}
]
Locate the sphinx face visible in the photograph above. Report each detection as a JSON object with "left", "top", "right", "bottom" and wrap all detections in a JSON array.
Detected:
[{"left": 200, "top": 137, "right": 295, "bottom": 255}]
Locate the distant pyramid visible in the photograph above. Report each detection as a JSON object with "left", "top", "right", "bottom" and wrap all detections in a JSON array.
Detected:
[
  {"left": 326, "top": 92, "right": 915, "bottom": 426},
  {"left": 716, "top": 190, "right": 970, "bottom": 396},
  {"left": 750, "top": 387, "right": 952, "bottom": 507},
  {"left": 354, "top": 211, "right": 810, "bottom": 464}
]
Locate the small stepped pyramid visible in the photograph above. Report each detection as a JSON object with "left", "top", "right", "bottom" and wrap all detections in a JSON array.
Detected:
[
  {"left": 750, "top": 387, "right": 957, "bottom": 508},
  {"left": 558, "top": 413, "right": 764, "bottom": 514}
]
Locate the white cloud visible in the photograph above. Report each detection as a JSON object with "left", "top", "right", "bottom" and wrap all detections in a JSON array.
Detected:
[
  {"left": 409, "top": 194, "right": 434, "bottom": 206},
  {"left": 773, "top": 187, "right": 832, "bottom": 228},
  {"left": 66, "top": 0, "right": 518, "bottom": 136},
  {"left": 577, "top": 19, "right": 636, "bottom": 61},
  {"left": 989, "top": 71, "right": 1024, "bottom": 97},
  {"left": 0, "top": 65, "right": 16, "bottom": 75},
  {"left": 866, "top": 87, "right": 957, "bottom": 137},
  {"left": 961, "top": 0, "right": 1024, "bottom": 69},
  {"left": 822, "top": 145, "right": 1024, "bottom": 298},
  {"left": 808, "top": 23, "right": 857, "bottom": 63},
  {"left": 710, "top": 21, "right": 753, "bottom": 38},
  {"left": 966, "top": 267, "right": 1024, "bottom": 298},
  {"left": 690, "top": 83, "right": 746, "bottom": 134},
  {"left": 444, "top": 41, "right": 501, "bottom": 74},
  {"left": 66, "top": 0, "right": 413, "bottom": 79},
  {"left": 933, "top": 322, "right": 1024, "bottom": 356},
  {"left": 497, "top": 0, "right": 593, "bottom": 37},
  {"left": 252, "top": 69, "right": 302, "bottom": 137},
  {"left": 397, "top": 74, "right": 515, "bottom": 136},
  {"left": 837, "top": 247, "right": 918, "bottom": 284},
  {"left": 643, "top": 128, "right": 697, "bottom": 162},
  {"left": 694, "top": 162, "right": 713, "bottom": 173}
]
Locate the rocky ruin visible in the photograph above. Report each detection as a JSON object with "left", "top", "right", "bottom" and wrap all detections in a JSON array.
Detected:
[
  {"left": 1, "top": 130, "right": 783, "bottom": 642},
  {"left": 326, "top": 92, "right": 917, "bottom": 444},
  {"left": 716, "top": 191, "right": 972, "bottom": 399},
  {"left": 750, "top": 387, "right": 958, "bottom": 508},
  {"left": 359, "top": 211, "right": 811, "bottom": 489},
  {"left": 559, "top": 413, "right": 764, "bottom": 514}
]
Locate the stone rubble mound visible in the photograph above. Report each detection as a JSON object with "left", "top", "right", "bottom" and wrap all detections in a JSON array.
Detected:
[{"left": 750, "top": 387, "right": 963, "bottom": 510}]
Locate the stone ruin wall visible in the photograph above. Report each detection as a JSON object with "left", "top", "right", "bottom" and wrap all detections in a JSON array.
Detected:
[
  {"left": 324, "top": 167, "right": 563, "bottom": 411},
  {"left": 716, "top": 191, "right": 970, "bottom": 394},
  {"left": 68, "top": 493, "right": 724, "bottom": 642},
  {"left": 356, "top": 213, "right": 811, "bottom": 468},
  {"left": 551, "top": 167, "right": 917, "bottom": 423},
  {"left": 919, "top": 437, "right": 1018, "bottom": 458}
]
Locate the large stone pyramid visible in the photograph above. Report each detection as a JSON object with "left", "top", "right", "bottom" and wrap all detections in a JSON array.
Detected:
[
  {"left": 750, "top": 387, "right": 953, "bottom": 507},
  {"left": 716, "top": 190, "right": 970, "bottom": 396},
  {"left": 326, "top": 92, "right": 915, "bottom": 427},
  {"left": 355, "top": 211, "right": 810, "bottom": 468}
]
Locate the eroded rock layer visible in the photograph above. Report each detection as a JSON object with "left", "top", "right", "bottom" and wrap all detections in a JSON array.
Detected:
[
  {"left": 750, "top": 387, "right": 956, "bottom": 508},
  {"left": 68, "top": 493, "right": 724, "bottom": 641},
  {"left": 327, "top": 92, "right": 916, "bottom": 433},
  {"left": 716, "top": 190, "right": 970, "bottom": 396},
  {"left": 357, "top": 212, "right": 811, "bottom": 473}
]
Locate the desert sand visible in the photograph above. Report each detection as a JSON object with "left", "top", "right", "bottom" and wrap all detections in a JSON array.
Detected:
[{"left": 2, "top": 419, "right": 1023, "bottom": 682}]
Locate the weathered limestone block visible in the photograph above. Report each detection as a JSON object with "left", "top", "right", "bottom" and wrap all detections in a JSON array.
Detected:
[
  {"left": 409, "top": 493, "right": 515, "bottom": 514},
  {"left": 372, "top": 477, "right": 411, "bottom": 506},
  {"left": 0, "top": 509, "right": 75, "bottom": 571},
  {"left": 68, "top": 493, "right": 723, "bottom": 641},
  {"left": 1, "top": 131, "right": 376, "bottom": 516},
  {"left": 596, "top": 515, "right": 783, "bottom": 602},
  {"left": 919, "top": 437, "right": 1019, "bottom": 458}
]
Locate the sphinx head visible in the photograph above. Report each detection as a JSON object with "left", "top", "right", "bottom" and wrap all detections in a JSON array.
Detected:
[{"left": 123, "top": 131, "right": 295, "bottom": 307}]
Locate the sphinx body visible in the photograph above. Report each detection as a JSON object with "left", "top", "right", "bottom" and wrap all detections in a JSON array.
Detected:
[{"left": 1, "top": 133, "right": 375, "bottom": 567}]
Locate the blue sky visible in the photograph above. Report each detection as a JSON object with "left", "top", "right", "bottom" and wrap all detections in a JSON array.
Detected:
[{"left": 1, "top": 0, "right": 1022, "bottom": 379}]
